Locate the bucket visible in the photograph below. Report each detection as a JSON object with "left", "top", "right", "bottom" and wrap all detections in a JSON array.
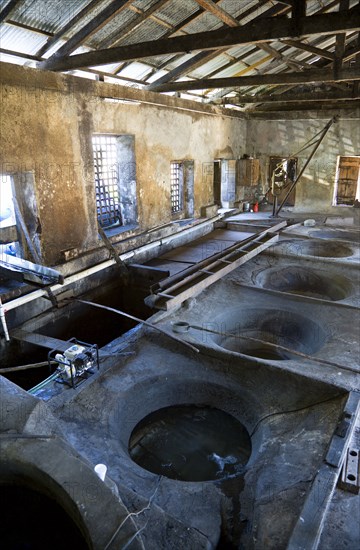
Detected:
[{"left": 243, "top": 202, "right": 250, "bottom": 212}]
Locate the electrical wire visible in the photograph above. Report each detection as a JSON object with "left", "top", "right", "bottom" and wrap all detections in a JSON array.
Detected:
[
  {"left": 104, "top": 475, "right": 162, "bottom": 550},
  {"left": 249, "top": 393, "right": 345, "bottom": 438}
]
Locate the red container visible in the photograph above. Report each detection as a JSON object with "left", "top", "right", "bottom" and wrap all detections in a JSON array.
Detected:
[{"left": 253, "top": 202, "right": 259, "bottom": 213}]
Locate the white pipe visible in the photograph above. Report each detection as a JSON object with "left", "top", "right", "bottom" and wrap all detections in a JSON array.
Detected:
[
  {"left": 0, "top": 298, "right": 10, "bottom": 341},
  {"left": 3, "top": 215, "right": 220, "bottom": 313}
]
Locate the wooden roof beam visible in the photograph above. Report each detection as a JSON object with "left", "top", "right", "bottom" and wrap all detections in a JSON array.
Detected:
[
  {"left": 334, "top": 0, "right": 350, "bottom": 77},
  {"left": 36, "top": 0, "right": 101, "bottom": 57},
  {"left": 281, "top": 39, "right": 335, "bottom": 60},
  {"left": 43, "top": 0, "right": 134, "bottom": 62},
  {"left": 146, "top": 1, "right": 283, "bottom": 89},
  {"left": 192, "top": 0, "right": 240, "bottom": 27},
  {"left": 41, "top": 8, "right": 360, "bottom": 72},
  {"left": 221, "top": 90, "right": 360, "bottom": 104},
  {"left": 148, "top": 67, "right": 360, "bottom": 92},
  {"left": 101, "top": 0, "right": 171, "bottom": 49}
]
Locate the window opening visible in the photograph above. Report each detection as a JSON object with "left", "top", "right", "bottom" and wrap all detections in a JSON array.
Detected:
[
  {"left": 171, "top": 162, "right": 183, "bottom": 214},
  {"left": 0, "top": 175, "right": 16, "bottom": 228},
  {"left": 92, "top": 135, "right": 121, "bottom": 228},
  {"left": 92, "top": 135, "right": 137, "bottom": 230},
  {"left": 0, "top": 175, "right": 19, "bottom": 258}
]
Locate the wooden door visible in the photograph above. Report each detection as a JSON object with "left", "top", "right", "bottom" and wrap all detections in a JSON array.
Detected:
[{"left": 335, "top": 157, "right": 360, "bottom": 205}]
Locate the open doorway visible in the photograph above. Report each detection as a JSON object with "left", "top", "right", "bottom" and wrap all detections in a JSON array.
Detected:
[
  {"left": 92, "top": 134, "right": 137, "bottom": 229},
  {"left": 213, "top": 160, "right": 221, "bottom": 206},
  {"left": 333, "top": 156, "right": 360, "bottom": 206},
  {"left": 268, "top": 156, "right": 297, "bottom": 206}
]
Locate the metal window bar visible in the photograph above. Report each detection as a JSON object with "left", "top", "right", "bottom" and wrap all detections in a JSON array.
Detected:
[
  {"left": 92, "top": 136, "right": 121, "bottom": 227},
  {"left": 171, "top": 162, "right": 183, "bottom": 213}
]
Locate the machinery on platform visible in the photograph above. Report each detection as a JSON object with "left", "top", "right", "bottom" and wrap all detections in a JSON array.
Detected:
[{"left": 48, "top": 338, "right": 99, "bottom": 389}]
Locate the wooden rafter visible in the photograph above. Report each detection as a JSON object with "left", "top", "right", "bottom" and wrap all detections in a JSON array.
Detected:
[
  {"left": 43, "top": 0, "right": 134, "bottom": 62},
  {"left": 334, "top": 0, "right": 350, "bottom": 76},
  {"left": 41, "top": 9, "right": 360, "bottom": 72},
  {"left": 101, "top": 0, "right": 171, "bottom": 49},
  {"left": 113, "top": 0, "right": 232, "bottom": 82},
  {"left": 149, "top": 0, "right": 344, "bottom": 92},
  {"left": 281, "top": 39, "right": 335, "bottom": 60},
  {"left": 192, "top": 0, "right": 240, "bottom": 27},
  {"left": 146, "top": 1, "right": 284, "bottom": 89},
  {"left": 148, "top": 67, "right": 360, "bottom": 93},
  {"left": 36, "top": 0, "right": 100, "bottom": 57},
  {"left": 192, "top": 1, "right": 302, "bottom": 72},
  {"left": 222, "top": 90, "right": 360, "bottom": 104}
]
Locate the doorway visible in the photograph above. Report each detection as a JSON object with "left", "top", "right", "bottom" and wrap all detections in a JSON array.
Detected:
[
  {"left": 268, "top": 156, "right": 297, "bottom": 206},
  {"left": 333, "top": 156, "right": 360, "bottom": 206}
]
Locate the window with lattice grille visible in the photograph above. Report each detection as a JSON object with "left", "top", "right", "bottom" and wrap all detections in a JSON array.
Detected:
[
  {"left": 92, "top": 135, "right": 137, "bottom": 230},
  {"left": 92, "top": 135, "right": 121, "bottom": 228},
  {"left": 171, "top": 162, "right": 184, "bottom": 214}
]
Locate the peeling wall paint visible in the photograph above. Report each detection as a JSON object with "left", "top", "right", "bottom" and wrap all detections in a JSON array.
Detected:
[{"left": 0, "top": 62, "right": 246, "bottom": 266}]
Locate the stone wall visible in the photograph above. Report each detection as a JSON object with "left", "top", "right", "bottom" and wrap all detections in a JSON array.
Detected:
[
  {"left": 246, "top": 112, "right": 360, "bottom": 213},
  {"left": 0, "top": 62, "right": 246, "bottom": 266}
]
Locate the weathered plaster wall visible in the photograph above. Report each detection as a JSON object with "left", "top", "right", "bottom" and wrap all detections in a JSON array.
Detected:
[
  {"left": 246, "top": 113, "right": 360, "bottom": 212},
  {"left": 0, "top": 62, "right": 246, "bottom": 266}
]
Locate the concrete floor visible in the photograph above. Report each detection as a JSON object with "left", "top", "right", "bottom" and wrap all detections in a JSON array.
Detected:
[{"left": 1, "top": 211, "right": 359, "bottom": 549}]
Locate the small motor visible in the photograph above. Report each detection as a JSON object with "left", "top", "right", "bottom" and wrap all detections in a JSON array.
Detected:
[{"left": 49, "top": 339, "right": 99, "bottom": 388}]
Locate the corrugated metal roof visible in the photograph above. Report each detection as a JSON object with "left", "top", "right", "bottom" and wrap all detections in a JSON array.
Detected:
[
  {"left": 11, "top": 0, "right": 99, "bottom": 35},
  {"left": 87, "top": 8, "right": 139, "bottom": 48},
  {"left": 0, "top": 0, "right": 357, "bottom": 109},
  {"left": 0, "top": 23, "right": 47, "bottom": 54}
]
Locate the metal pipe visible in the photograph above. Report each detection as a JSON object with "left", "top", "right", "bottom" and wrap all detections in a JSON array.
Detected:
[
  {"left": 73, "top": 299, "right": 200, "bottom": 354},
  {"left": 275, "top": 116, "right": 338, "bottom": 216},
  {"left": 172, "top": 321, "right": 357, "bottom": 374},
  {"left": 0, "top": 298, "right": 10, "bottom": 341}
]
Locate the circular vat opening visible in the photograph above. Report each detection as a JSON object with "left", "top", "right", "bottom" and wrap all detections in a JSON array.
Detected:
[
  {"left": 129, "top": 405, "right": 252, "bottom": 482},
  {"left": 309, "top": 229, "right": 360, "bottom": 243},
  {"left": 255, "top": 266, "right": 353, "bottom": 301},
  {"left": 274, "top": 240, "right": 353, "bottom": 258},
  {"left": 0, "top": 484, "right": 89, "bottom": 549},
  {"left": 210, "top": 308, "right": 327, "bottom": 360}
]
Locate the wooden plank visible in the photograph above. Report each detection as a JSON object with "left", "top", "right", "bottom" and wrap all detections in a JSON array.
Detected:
[
  {"left": 98, "top": 224, "right": 128, "bottom": 274},
  {"left": 151, "top": 221, "right": 286, "bottom": 294},
  {"left": 0, "top": 225, "right": 17, "bottom": 244},
  {"left": 155, "top": 235, "right": 279, "bottom": 311},
  {"left": 152, "top": 222, "right": 286, "bottom": 294},
  {"left": 11, "top": 329, "right": 70, "bottom": 353},
  {"left": 41, "top": 9, "right": 360, "bottom": 71}
]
